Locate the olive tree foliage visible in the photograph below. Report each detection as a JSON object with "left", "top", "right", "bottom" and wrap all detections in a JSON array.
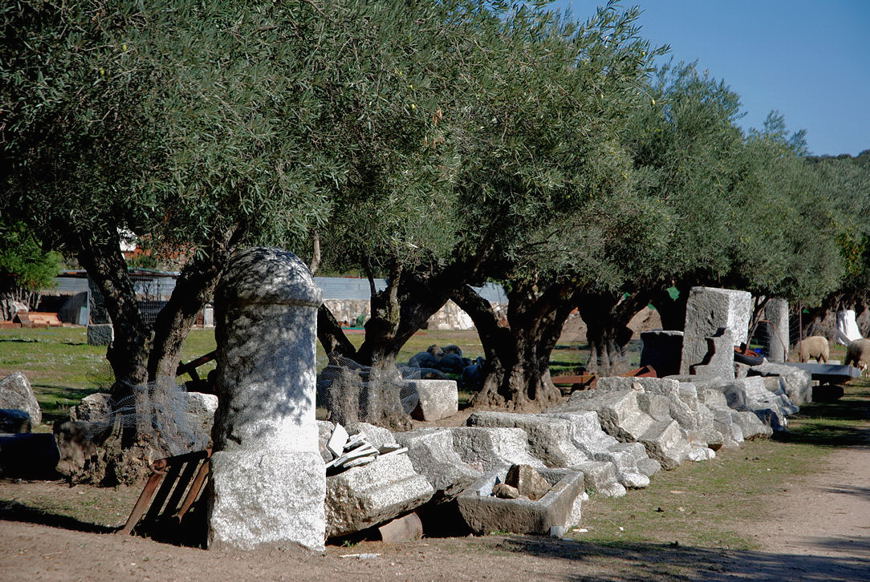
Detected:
[
  {"left": 806, "top": 150, "right": 870, "bottom": 312},
  {"left": 619, "top": 63, "right": 746, "bottom": 324},
  {"left": 442, "top": 4, "right": 667, "bottom": 406},
  {"left": 727, "top": 114, "right": 844, "bottom": 308},
  {"left": 1, "top": 1, "right": 427, "bottom": 392}
]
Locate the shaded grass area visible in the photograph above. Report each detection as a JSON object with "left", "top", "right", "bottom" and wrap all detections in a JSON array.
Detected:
[
  {"left": 774, "top": 376, "right": 870, "bottom": 447},
  {"left": 2, "top": 327, "right": 598, "bottom": 422}
]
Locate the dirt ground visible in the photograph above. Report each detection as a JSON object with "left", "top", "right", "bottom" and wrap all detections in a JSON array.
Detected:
[{"left": 0, "top": 441, "right": 866, "bottom": 582}]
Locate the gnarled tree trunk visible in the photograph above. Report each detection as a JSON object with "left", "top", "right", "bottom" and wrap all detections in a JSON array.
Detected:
[
  {"left": 147, "top": 229, "right": 238, "bottom": 380},
  {"left": 577, "top": 290, "right": 650, "bottom": 377},
  {"left": 453, "top": 280, "right": 573, "bottom": 410},
  {"left": 76, "top": 233, "right": 151, "bottom": 396}
]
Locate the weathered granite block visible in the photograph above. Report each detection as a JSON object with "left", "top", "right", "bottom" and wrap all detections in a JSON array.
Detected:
[
  {"left": 543, "top": 411, "right": 654, "bottom": 489},
  {"left": 681, "top": 286, "right": 751, "bottom": 375},
  {"left": 573, "top": 460, "right": 626, "bottom": 497},
  {"left": 731, "top": 410, "right": 773, "bottom": 439},
  {"left": 0, "top": 372, "right": 41, "bottom": 426},
  {"left": 325, "top": 453, "right": 434, "bottom": 538},
  {"left": 406, "top": 379, "right": 458, "bottom": 421},
  {"left": 209, "top": 450, "right": 326, "bottom": 551},
  {"left": 638, "top": 420, "right": 691, "bottom": 470},
  {"left": 690, "top": 329, "right": 736, "bottom": 380},
  {"left": 467, "top": 412, "right": 588, "bottom": 468},
  {"left": 749, "top": 362, "right": 812, "bottom": 405},
  {"left": 449, "top": 427, "right": 544, "bottom": 473},
  {"left": 394, "top": 428, "right": 481, "bottom": 500}
]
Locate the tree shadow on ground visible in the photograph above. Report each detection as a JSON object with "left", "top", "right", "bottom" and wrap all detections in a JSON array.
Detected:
[
  {"left": 818, "top": 484, "right": 870, "bottom": 498},
  {"left": 0, "top": 500, "right": 115, "bottom": 534},
  {"left": 773, "top": 423, "right": 870, "bottom": 448},
  {"left": 493, "top": 536, "right": 870, "bottom": 582}
]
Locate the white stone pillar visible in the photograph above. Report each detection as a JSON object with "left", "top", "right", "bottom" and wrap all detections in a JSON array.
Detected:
[
  {"left": 208, "top": 247, "right": 325, "bottom": 551},
  {"left": 764, "top": 298, "right": 789, "bottom": 362}
]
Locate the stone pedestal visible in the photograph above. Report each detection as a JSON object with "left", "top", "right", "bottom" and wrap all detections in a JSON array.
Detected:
[
  {"left": 763, "top": 299, "right": 788, "bottom": 362},
  {"left": 208, "top": 247, "right": 326, "bottom": 551},
  {"left": 680, "top": 287, "right": 751, "bottom": 375}
]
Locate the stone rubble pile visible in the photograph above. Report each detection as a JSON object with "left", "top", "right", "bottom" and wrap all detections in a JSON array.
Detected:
[{"left": 307, "top": 287, "right": 813, "bottom": 540}]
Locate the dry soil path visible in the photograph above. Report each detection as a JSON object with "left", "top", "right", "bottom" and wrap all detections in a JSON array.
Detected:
[{"left": 1, "top": 442, "right": 868, "bottom": 581}]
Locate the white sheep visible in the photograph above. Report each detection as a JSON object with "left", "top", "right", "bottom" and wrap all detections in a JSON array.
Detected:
[
  {"left": 845, "top": 338, "right": 870, "bottom": 374},
  {"left": 796, "top": 335, "right": 829, "bottom": 364}
]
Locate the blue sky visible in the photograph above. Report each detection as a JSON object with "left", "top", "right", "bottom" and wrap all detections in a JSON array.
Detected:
[{"left": 552, "top": 0, "right": 869, "bottom": 156}]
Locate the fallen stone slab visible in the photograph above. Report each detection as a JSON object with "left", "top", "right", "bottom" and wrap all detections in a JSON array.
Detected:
[
  {"left": 326, "top": 453, "right": 434, "bottom": 538},
  {"left": 327, "top": 423, "right": 349, "bottom": 458},
  {"left": 572, "top": 460, "right": 626, "bottom": 497},
  {"left": 638, "top": 419, "right": 692, "bottom": 470},
  {"left": 749, "top": 362, "right": 813, "bottom": 405},
  {"left": 542, "top": 410, "right": 658, "bottom": 484},
  {"left": 394, "top": 428, "right": 481, "bottom": 500},
  {"left": 718, "top": 377, "right": 797, "bottom": 431},
  {"left": 344, "top": 422, "right": 399, "bottom": 449},
  {"left": 456, "top": 468, "right": 584, "bottom": 535},
  {"left": 551, "top": 390, "right": 692, "bottom": 470},
  {"left": 730, "top": 409, "right": 773, "bottom": 439},
  {"left": 555, "top": 390, "right": 654, "bottom": 443},
  {"left": 405, "top": 380, "right": 458, "bottom": 421},
  {"left": 467, "top": 412, "right": 588, "bottom": 468},
  {"left": 0, "top": 372, "right": 41, "bottom": 426},
  {"left": 543, "top": 411, "right": 658, "bottom": 496},
  {"left": 449, "top": 427, "right": 544, "bottom": 473}
]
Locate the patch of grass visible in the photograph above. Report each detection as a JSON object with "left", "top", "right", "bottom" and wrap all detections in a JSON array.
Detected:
[{"left": 576, "top": 436, "right": 830, "bottom": 551}]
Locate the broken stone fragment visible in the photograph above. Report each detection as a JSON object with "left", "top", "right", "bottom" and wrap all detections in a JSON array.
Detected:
[
  {"left": 394, "top": 428, "right": 482, "bottom": 500},
  {"left": 0, "top": 372, "right": 41, "bottom": 426},
  {"left": 378, "top": 513, "right": 424, "bottom": 543},
  {"left": 326, "top": 423, "right": 349, "bottom": 458},
  {"left": 492, "top": 483, "right": 520, "bottom": 499},
  {"left": 505, "top": 464, "right": 551, "bottom": 501},
  {"left": 325, "top": 453, "right": 434, "bottom": 538}
]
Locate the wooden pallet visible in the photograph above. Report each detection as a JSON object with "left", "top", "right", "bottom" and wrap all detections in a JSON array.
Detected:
[{"left": 118, "top": 449, "right": 211, "bottom": 544}]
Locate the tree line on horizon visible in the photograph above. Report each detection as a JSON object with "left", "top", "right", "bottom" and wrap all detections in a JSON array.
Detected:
[{"left": 2, "top": 0, "right": 869, "bottom": 407}]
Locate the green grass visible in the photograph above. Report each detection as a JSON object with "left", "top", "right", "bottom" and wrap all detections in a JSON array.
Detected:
[{"left": 1, "top": 326, "right": 601, "bottom": 423}]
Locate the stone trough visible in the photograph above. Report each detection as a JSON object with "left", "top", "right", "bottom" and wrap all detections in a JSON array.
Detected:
[{"left": 456, "top": 467, "right": 585, "bottom": 536}]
